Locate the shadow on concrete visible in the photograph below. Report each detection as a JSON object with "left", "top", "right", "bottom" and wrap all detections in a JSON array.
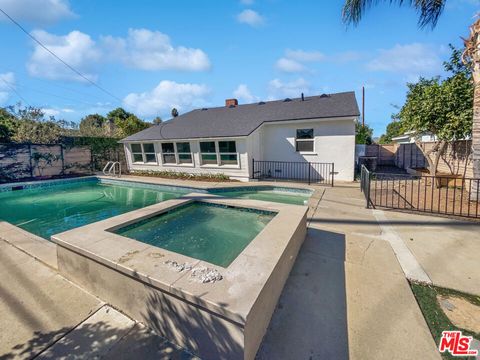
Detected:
[
  {"left": 257, "top": 227, "right": 349, "bottom": 359},
  {"left": 140, "top": 286, "right": 243, "bottom": 359},
  {"left": 310, "top": 217, "right": 478, "bottom": 227},
  {"left": 1, "top": 315, "right": 196, "bottom": 359}
]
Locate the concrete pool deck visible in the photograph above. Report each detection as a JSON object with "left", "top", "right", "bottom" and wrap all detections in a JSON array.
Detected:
[{"left": 0, "top": 176, "right": 479, "bottom": 359}]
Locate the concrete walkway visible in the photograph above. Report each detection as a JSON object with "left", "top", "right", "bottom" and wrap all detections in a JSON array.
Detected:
[
  {"left": 0, "top": 241, "right": 195, "bottom": 359},
  {"left": 258, "top": 183, "right": 441, "bottom": 360}
]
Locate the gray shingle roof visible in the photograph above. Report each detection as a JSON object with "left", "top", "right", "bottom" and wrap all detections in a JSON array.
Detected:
[{"left": 121, "top": 91, "right": 359, "bottom": 142}]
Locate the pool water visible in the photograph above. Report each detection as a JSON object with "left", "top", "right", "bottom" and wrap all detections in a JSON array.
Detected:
[
  {"left": 115, "top": 202, "right": 276, "bottom": 267},
  {"left": 212, "top": 189, "right": 311, "bottom": 206},
  {"left": 0, "top": 181, "right": 188, "bottom": 240}
]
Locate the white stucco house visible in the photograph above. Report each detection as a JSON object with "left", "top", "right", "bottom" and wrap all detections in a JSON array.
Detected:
[{"left": 120, "top": 92, "right": 360, "bottom": 182}]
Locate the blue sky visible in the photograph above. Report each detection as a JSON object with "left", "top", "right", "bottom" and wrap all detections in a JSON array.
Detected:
[{"left": 0, "top": 0, "right": 478, "bottom": 136}]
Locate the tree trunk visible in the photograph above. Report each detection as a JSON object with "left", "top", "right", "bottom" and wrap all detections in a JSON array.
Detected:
[
  {"left": 416, "top": 140, "right": 446, "bottom": 176},
  {"left": 472, "top": 70, "right": 480, "bottom": 196}
]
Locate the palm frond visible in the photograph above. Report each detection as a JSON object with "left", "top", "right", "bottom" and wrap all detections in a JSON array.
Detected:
[{"left": 342, "top": 0, "right": 446, "bottom": 29}]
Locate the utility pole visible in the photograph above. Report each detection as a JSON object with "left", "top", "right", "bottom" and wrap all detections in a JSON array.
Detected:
[{"left": 362, "top": 86, "right": 365, "bottom": 127}]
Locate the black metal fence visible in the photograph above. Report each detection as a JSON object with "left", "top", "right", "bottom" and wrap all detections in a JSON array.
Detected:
[
  {"left": 252, "top": 159, "right": 334, "bottom": 185},
  {"left": 360, "top": 165, "right": 480, "bottom": 219}
]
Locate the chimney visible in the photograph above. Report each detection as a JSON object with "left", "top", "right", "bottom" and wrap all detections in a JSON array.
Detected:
[{"left": 225, "top": 98, "right": 238, "bottom": 108}]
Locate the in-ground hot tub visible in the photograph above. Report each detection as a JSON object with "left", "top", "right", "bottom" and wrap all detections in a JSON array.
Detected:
[
  {"left": 113, "top": 202, "right": 276, "bottom": 267},
  {"left": 53, "top": 193, "right": 307, "bottom": 360}
]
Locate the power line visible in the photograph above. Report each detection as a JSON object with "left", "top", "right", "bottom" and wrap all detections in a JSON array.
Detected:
[
  {"left": 0, "top": 76, "right": 31, "bottom": 106},
  {"left": 1, "top": 78, "right": 111, "bottom": 108},
  {"left": 0, "top": 7, "right": 122, "bottom": 104}
]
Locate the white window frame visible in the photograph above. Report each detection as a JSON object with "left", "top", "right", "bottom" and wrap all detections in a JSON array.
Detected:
[
  {"left": 130, "top": 143, "right": 158, "bottom": 164},
  {"left": 160, "top": 142, "right": 176, "bottom": 165},
  {"left": 159, "top": 141, "right": 194, "bottom": 166},
  {"left": 295, "top": 129, "right": 315, "bottom": 153},
  {"left": 199, "top": 141, "right": 218, "bottom": 166},
  {"left": 199, "top": 140, "right": 239, "bottom": 167},
  {"left": 218, "top": 141, "right": 238, "bottom": 166},
  {"left": 175, "top": 142, "right": 194, "bottom": 165}
]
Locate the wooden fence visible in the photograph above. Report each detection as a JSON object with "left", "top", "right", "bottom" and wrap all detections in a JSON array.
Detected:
[
  {"left": 0, "top": 143, "right": 92, "bottom": 183},
  {"left": 363, "top": 140, "right": 472, "bottom": 177}
]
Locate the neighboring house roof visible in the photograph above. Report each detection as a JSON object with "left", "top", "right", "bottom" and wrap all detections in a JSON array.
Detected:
[{"left": 121, "top": 91, "right": 359, "bottom": 142}]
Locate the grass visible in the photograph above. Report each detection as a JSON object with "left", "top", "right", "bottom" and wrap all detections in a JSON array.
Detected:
[
  {"left": 410, "top": 281, "right": 480, "bottom": 360},
  {"left": 128, "top": 170, "right": 236, "bottom": 182}
]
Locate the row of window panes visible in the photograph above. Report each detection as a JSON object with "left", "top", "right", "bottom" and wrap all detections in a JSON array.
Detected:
[
  {"left": 200, "top": 141, "right": 237, "bottom": 165},
  {"left": 131, "top": 143, "right": 156, "bottom": 163},
  {"left": 131, "top": 141, "right": 238, "bottom": 165}
]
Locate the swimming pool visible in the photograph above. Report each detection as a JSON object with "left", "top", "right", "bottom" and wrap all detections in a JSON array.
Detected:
[
  {"left": 0, "top": 178, "right": 311, "bottom": 240},
  {"left": 0, "top": 179, "right": 189, "bottom": 239},
  {"left": 208, "top": 186, "right": 312, "bottom": 205},
  {"left": 114, "top": 202, "right": 276, "bottom": 267}
]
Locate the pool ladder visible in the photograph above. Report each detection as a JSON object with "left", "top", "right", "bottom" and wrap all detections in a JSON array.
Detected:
[{"left": 103, "top": 161, "right": 121, "bottom": 177}]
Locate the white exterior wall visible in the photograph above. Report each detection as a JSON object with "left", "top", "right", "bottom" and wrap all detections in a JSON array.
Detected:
[
  {"left": 123, "top": 117, "right": 356, "bottom": 182},
  {"left": 124, "top": 138, "right": 250, "bottom": 181},
  {"left": 255, "top": 118, "right": 355, "bottom": 181}
]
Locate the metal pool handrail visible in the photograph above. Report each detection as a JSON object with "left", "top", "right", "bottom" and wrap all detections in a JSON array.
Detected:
[{"left": 103, "top": 161, "right": 121, "bottom": 177}]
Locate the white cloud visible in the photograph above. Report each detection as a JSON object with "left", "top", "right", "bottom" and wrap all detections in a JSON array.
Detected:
[
  {"left": 27, "top": 30, "right": 101, "bottom": 82},
  {"left": 233, "top": 84, "right": 258, "bottom": 103},
  {"left": 367, "top": 43, "right": 442, "bottom": 75},
  {"left": 123, "top": 80, "right": 210, "bottom": 118},
  {"left": 275, "top": 49, "right": 325, "bottom": 73},
  {"left": 275, "top": 58, "right": 306, "bottom": 73},
  {"left": 0, "top": 72, "right": 15, "bottom": 104},
  {"left": 285, "top": 49, "right": 325, "bottom": 62},
  {"left": 237, "top": 9, "right": 265, "bottom": 27},
  {"left": 101, "top": 29, "right": 210, "bottom": 71},
  {"left": 26, "top": 28, "right": 211, "bottom": 82},
  {"left": 0, "top": 0, "right": 75, "bottom": 24},
  {"left": 268, "top": 78, "right": 310, "bottom": 99},
  {"left": 41, "top": 107, "right": 74, "bottom": 117}
]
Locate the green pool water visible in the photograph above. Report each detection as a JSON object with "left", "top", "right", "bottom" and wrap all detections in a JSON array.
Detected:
[
  {"left": 115, "top": 202, "right": 276, "bottom": 267},
  {"left": 212, "top": 189, "right": 311, "bottom": 206},
  {"left": 0, "top": 181, "right": 188, "bottom": 240}
]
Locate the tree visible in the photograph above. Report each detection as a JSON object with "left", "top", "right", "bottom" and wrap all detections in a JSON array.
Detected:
[
  {"left": 171, "top": 108, "right": 178, "bottom": 118},
  {"left": 355, "top": 122, "right": 373, "bottom": 144},
  {"left": 463, "top": 19, "right": 480, "bottom": 186},
  {"left": 378, "top": 120, "right": 403, "bottom": 144},
  {"left": 152, "top": 116, "right": 162, "bottom": 125},
  {"left": 395, "top": 56, "right": 473, "bottom": 174},
  {"left": 342, "top": 0, "right": 480, "bottom": 186},
  {"left": 114, "top": 114, "right": 150, "bottom": 138},
  {"left": 0, "top": 107, "right": 17, "bottom": 142},
  {"left": 79, "top": 114, "right": 108, "bottom": 137}
]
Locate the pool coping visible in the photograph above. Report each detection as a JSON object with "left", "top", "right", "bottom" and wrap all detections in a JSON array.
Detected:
[{"left": 0, "top": 221, "right": 57, "bottom": 269}]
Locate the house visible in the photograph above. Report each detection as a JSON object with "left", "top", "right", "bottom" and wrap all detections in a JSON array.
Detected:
[
  {"left": 120, "top": 91, "right": 360, "bottom": 182},
  {"left": 391, "top": 131, "right": 437, "bottom": 144}
]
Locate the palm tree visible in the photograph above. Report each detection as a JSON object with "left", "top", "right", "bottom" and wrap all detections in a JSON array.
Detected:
[{"left": 342, "top": 0, "right": 480, "bottom": 193}]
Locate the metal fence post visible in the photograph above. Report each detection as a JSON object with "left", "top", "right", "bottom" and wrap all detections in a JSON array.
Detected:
[
  {"left": 251, "top": 158, "right": 255, "bottom": 179},
  {"left": 366, "top": 169, "right": 371, "bottom": 208},
  {"left": 308, "top": 163, "right": 311, "bottom": 185},
  {"left": 331, "top": 163, "right": 335, "bottom": 187}
]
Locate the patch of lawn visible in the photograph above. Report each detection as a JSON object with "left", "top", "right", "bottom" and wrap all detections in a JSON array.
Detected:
[{"left": 410, "top": 281, "right": 480, "bottom": 360}]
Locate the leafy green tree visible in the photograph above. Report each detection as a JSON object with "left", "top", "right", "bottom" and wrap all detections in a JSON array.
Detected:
[
  {"left": 396, "top": 50, "right": 473, "bottom": 174},
  {"left": 171, "top": 108, "right": 178, "bottom": 118},
  {"left": 355, "top": 122, "right": 373, "bottom": 145},
  {"left": 114, "top": 114, "right": 150, "bottom": 138},
  {"left": 152, "top": 116, "right": 162, "bottom": 125},
  {"left": 378, "top": 120, "right": 403, "bottom": 144},
  {"left": 79, "top": 114, "right": 108, "bottom": 137},
  {"left": 0, "top": 107, "right": 18, "bottom": 142}
]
